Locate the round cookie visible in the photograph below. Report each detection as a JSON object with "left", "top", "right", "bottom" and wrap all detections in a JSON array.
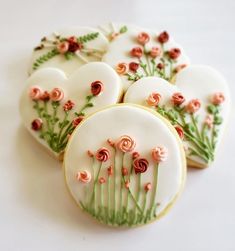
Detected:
[
  {"left": 64, "top": 104, "right": 186, "bottom": 227},
  {"left": 29, "top": 27, "right": 109, "bottom": 75},
  {"left": 101, "top": 23, "right": 190, "bottom": 92},
  {"left": 124, "top": 65, "right": 230, "bottom": 168},
  {"left": 20, "top": 62, "right": 123, "bottom": 160}
]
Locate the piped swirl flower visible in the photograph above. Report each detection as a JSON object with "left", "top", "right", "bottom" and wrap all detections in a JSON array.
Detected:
[
  {"left": 152, "top": 146, "right": 168, "bottom": 163},
  {"left": 146, "top": 92, "right": 161, "bottom": 106},
  {"left": 56, "top": 41, "right": 69, "bottom": 54},
  {"left": 133, "top": 158, "right": 149, "bottom": 174},
  {"left": 91, "top": 81, "right": 104, "bottom": 96},
  {"left": 174, "top": 125, "right": 184, "bottom": 139},
  {"left": 29, "top": 86, "right": 43, "bottom": 100},
  {"left": 137, "top": 32, "right": 150, "bottom": 45},
  {"left": 157, "top": 31, "right": 169, "bottom": 43},
  {"left": 50, "top": 87, "right": 64, "bottom": 102},
  {"left": 149, "top": 47, "right": 161, "bottom": 58},
  {"left": 76, "top": 170, "right": 91, "bottom": 184},
  {"left": 130, "top": 47, "right": 143, "bottom": 58},
  {"left": 168, "top": 48, "right": 181, "bottom": 60},
  {"left": 116, "top": 63, "right": 128, "bottom": 75},
  {"left": 96, "top": 147, "right": 110, "bottom": 162},
  {"left": 116, "top": 135, "right": 136, "bottom": 153},
  {"left": 171, "top": 92, "right": 185, "bottom": 106},
  {"left": 31, "top": 118, "right": 43, "bottom": 131}
]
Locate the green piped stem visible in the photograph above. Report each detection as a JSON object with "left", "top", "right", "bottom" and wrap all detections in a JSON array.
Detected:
[{"left": 150, "top": 163, "right": 159, "bottom": 215}]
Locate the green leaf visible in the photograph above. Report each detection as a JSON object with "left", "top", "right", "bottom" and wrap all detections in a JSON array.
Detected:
[
  {"left": 214, "top": 115, "right": 223, "bottom": 125},
  {"left": 77, "top": 32, "right": 99, "bottom": 44},
  {"left": 185, "top": 123, "right": 195, "bottom": 133},
  {"left": 207, "top": 104, "right": 218, "bottom": 114},
  {"left": 119, "top": 26, "right": 128, "bottom": 33}
]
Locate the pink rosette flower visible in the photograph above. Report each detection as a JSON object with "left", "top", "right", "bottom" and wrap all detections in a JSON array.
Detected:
[
  {"left": 168, "top": 48, "right": 181, "bottom": 60},
  {"left": 31, "top": 118, "right": 43, "bottom": 131},
  {"left": 146, "top": 92, "right": 161, "bottom": 106},
  {"left": 116, "top": 135, "right": 136, "bottom": 153},
  {"left": 29, "top": 86, "right": 43, "bottom": 100},
  {"left": 186, "top": 99, "right": 201, "bottom": 114},
  {"left": 212, "top": 92, "right": 225, "bottom": 105},
  {"left": 76, "top": 170, "right": 91, "bottom": 184},
  {"left": 144, "top": 182, "right": 151, "bottom": 192},
  {"left": 96, "top": 147, "right": 110, "bottom": 162},
  {"left": 91, "top": 81, "right": 104, "bottom": 96},
  {"left": 174, "top": 125, "right": 184, "bottom": 139},
  {"left": 130, "top": 47, "right": 143, "bottom": 58},
  {"left": 149, "top": 47, "right": 161, "bottom": 58},
  {"left": 116, "top": 63, "right": 128, "bottom": 75},
  {"left": 152, "top": 146, "right": 168, "bottom": 163},
  {"left": 72, "top": 116, "right": 84, "bottom": 127},
  {"left": 50, "top": 87, "right": 64, "bottom": 102},
  {"left": 171, "top": 92, "right": 185, "bottom": 106},
  {"left": 204, "top": 114, "right": 214, "bottom": 128},
  {"left": 157, "top": 31, "right": 169, "bottom": 43},
  {"left": 133, "top": 158, "right": 149, "bottom": 174},
  {"left": 137, "top": 32, "right": 150, "bottom": 45},
  {"left": 56, "top": 41, "right": 69, "bottom": 54},
  {"left": 129, "top": 62, "right": 139, "bottom": 72}
]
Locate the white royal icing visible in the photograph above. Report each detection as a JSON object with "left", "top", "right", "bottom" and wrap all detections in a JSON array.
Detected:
[
  {"left": 101, "top": 23, "right": 190, "bottom": 92},
  {"left": 124, "top": 65, "right": 230, "bottom": 167},
  {"left": 29, "top": 27, "right": 109, "bottom": 75},
  {"left": 64, "top": 104, "right": 186, "bottom": 226},
  {"left": 20, "top": 62, "right": 123, "bottom": 158}
]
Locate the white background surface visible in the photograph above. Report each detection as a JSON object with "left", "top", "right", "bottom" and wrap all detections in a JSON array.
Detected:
[{"left": 0, "top": 0, "right": 235, "bottom": 250}]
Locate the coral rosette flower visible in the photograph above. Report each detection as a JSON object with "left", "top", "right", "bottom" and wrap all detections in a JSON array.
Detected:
[
  {"left": 50, "top": 87, "right": 64, "bottom": 102},
  {"left": 212, "top": 92, "right": 225, "bottom": 105},
  {"left": 116, "top": 135, "right": 136, "bottom": 153},
  {"left": 76, "top": 170, "right": 91, "bottom": 184},
  {"left": 72, "top": 116, "right": 84, "bottom": 127},
  {"left": 171, "top": 92, "right": 185, "bottom": 106},
  {"left": 157, "top": 31, "right": 169, "bottom": 43},
  {"left": 146, "top": 92, "right": 161, "bottom": 106},
  {"left": 63, "top": 100, "right": 75, "bottom": 111},
  {"left": 29, "top": 86, "right": 43, "bottom": 100},
  {"left": 31, "top": 118, "right": 43, "bottom": 131},
  {"left": 137, "top": 32, "right": 150, "bottom": 45},
  {"left": 152, "top": 146, "right": 168, "bottom": 163},
  {"left": 91, "top": 81, "right": 104, "bottom": 96},
  {"left": 96, "top": 147, "right": 110, "bottom": 162},
  {"left": 40, "top": 91, "right": 50, "bottom": 101},
  {"left": 186, "top": 99, "right": 201, "bottom": 113},
  {"left": 116, "top": 63, "right": 128, "bottom": 75},
  {"left": 130, "top": 47, "right": 143, "bottom": 58},
  {"left": 133, "top": 158, "right": 149, "bottom": 174}
]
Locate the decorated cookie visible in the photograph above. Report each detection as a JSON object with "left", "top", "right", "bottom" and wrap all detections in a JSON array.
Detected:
[
  {"left": 124, "top": 65, "right": 230, "bottom": 168},
  {"left": 64, "top": 104, "right": 186, "bottom": 227},
  {"left": 20, "top": 62, "right": 122, "bottom": 159},
  {"left": 29, "top": 27, "right": 109, "bottom": 75},
  {"left": 101, "top": 23, "right": 190, "bottom": 91}
]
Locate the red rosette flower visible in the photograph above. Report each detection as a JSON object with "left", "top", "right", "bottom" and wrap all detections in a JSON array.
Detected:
[
  {"left": 168, "top": 48, "right": 181, "bottom": 60},
  {"left": 91, "top": 81, "right": 104, "bottom": 96},
  {"left": 129, "top": 62, "right": 139, "bottom": 72},
  {"left": 63, "top": 100, "right": 75, "bottom": 111},
  {"left": 72, "top": 116, "right": 84, "bottom": 127},
  {"left": 133, "top": 158, "right": 149, "bottom": 174},
  {"left": 156, "top": 63, "right": 164, "bottom": 70},
  {"left": 157, "top": 31, "right": 169, "bottom": 43},
  {"left": 96, "top": 147, "right": 110, "bottom": 162},
  {"left": 40, "top": 91, "right": 50, "bottom": 101},
  {"left": 67, "top": 36, "right": 82, "bottom": 52},
  {"left": 31, "top": 118, "right": 43, "bottom": 131},
  {"left": 174, "top": 125, "right": 184, "bottom": 139},
  {"left": 171, "top": 92, "right": 185, "bottom": 106},
  {"left": 130, "top": 47, "right": 143, "bottom": 58}
]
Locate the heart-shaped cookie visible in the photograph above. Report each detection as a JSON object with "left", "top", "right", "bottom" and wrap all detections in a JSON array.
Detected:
[
  {"left": 101, "top": 23, "right": 190, "bottom": 92},
  {"left": 29, "top": 27, "right": 109, "bottom": 75},
  {"left": 20, "top": 62, "right": 123, "bottom": 159},
  {"left": 124, "top": 65, "right": 230, "bottom": 168},
  {"left": 64, "top": 104, "right": 186, "bottom": 227}
]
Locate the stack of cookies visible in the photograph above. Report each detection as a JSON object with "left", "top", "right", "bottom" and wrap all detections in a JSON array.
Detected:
[{"left": 19, "top": 23, "right": 230, "bottom": 227}]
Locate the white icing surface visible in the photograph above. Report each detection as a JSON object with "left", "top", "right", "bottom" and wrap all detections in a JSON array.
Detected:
[
  {"left": 20, "top": 62, "right": 123, "bottom": 157},
  {"left": 64, "top": 104, "right": 186, "bottom": 224},
  {"left": 102, "top": 23, "right": 190, "bottom": 91},
  {"left": 124, "top": 65, "right": 230, "bottom": 166},
  {"left": 29, "top": 27, "right": 109, "bottom": 75}
]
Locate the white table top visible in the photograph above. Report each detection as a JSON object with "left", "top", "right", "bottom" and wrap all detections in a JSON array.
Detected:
[{"left": 0, "top": 0, "right": 235, "bottom": 250}]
